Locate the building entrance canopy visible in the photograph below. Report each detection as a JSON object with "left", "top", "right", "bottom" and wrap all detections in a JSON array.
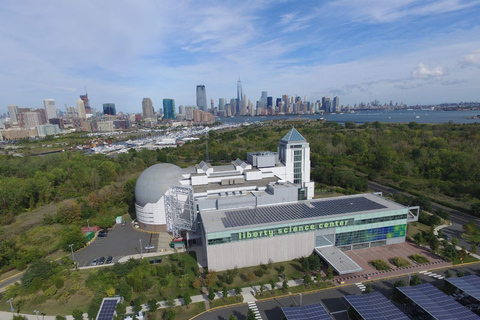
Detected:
[{"left": 314, "top": 246, "right": 363, "bottom": 275}]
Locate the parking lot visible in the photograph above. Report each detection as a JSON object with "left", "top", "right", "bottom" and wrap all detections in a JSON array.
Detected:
[{"left": 74, "top": 222, "right": 159, "bottom": 267}]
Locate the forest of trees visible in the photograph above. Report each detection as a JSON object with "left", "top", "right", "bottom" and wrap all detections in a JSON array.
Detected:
[{"left": 1, "top": 120, "right": 480, "bottom": 273}]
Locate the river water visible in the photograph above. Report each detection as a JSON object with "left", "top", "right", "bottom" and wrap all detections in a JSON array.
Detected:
[{"left": 221, "top": 110, "right": 480, "bottom": 125}]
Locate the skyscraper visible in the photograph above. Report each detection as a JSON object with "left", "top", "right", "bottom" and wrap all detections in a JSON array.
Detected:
[
  {"left": 218, "top": 98, "right": 226, "bottom": 111},
  {"left": 196, "top": 85, "right": 207, "bottom": 112},
  {"left": 260, "top": 91, "right": 267, "bottom": 109},
  {"left": 142, "top": 98, "right": 154, "bottom": 118},
  {"left": 237, "top": 79, "right": 243, "bottom": 102},
  {"left": 333, "top": 96, "right": 340, "bottom": 112},
  {"left": 80, "top": 88, "right": 91, "bottom": 114},
  {"left": 77, "top": 98, "right": 86, "bottom": 119},
  {"left": 163, "top": 99, "right": 176, "bottom": 119},
  {"left": 103, "top": 103, "right": 116, "bottom": 116},
  {"left": 322, "top": 97, "right": 331, "bottom": 113},
  {"left": 8, "top": 105, "right": 18, "bottom": 124},
  {"left": 43, "top": 99, "right": 56, "bottom": 120}
]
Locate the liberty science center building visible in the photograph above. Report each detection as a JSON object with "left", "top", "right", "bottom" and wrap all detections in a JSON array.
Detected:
[{"left": 134, "top": 128, "right": 419, "bottom": 274}]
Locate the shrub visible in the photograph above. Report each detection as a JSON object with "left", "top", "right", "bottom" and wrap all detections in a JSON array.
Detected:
[
  {"left": 369, "top": 259, "right": 391, "bottom": 271},
  {"left": 254, "top": 269, "right": 264, "bottom": 277},
  {"left": 390, "top": 257, "right": 411, "bottom": 268},
  {"left": 408, "top": 254, "right": 429, "bottom": 264}
]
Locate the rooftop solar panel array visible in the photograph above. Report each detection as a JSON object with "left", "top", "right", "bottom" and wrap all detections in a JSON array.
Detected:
[
  {"left": 222, "top": 196, "right": 387, "bottom": 228},
  {"left": 96, "top": 298, "right": 119, "bottom": 320},
  {"left": 344, "top": 291, "right": 409, "bottom": 320},
  {"left": 282, "top": 303, "right": 333, "bottom": 320},
  {"left": 397, "top": 283, "right": 480, "bottom": 320},
  {"left": 445, "top": 275, "right": 480, "bottom": 302}
]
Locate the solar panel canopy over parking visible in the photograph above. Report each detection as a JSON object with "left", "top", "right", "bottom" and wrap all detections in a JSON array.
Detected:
[
  {"left": 282, "top": 303, "right": 333, "bottom": 320},
  {"left": 96, "top": 297, "right": 120, "bottom": 320},
  {"left": 445, "top": 275, "right": 480, "bottom": 302},
  {"left": 397, "top": 283, "right": 480, "bottom": 320},
  {"left": 344, "top": 291, "right": 409, "bottom": 320},
  {"left": 222, "top": 196, "right": 387, "bottom": 228}
]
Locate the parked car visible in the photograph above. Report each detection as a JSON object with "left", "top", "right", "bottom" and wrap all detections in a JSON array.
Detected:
[
  {"left": 121, "top": 221, "right": 126, "bottom": 227},
  {"left": 106, "top": 256, "right": 113, "bottom": 264},
  {"left": 98, "top": 256, "right": 105, "bottom": 265},
  {"left": 98, "top": 232, "right": 107, "bottom": 237},
  {"left": 144, "top": 245, "right": 155, "bottom": 250},
  {"left": 91, "top": 258, "right": 98, "bottom": 266}
]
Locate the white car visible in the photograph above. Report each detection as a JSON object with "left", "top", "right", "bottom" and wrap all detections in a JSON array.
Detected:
[{"left": 144, "top": 245, "right": 155, "bottom": 250}]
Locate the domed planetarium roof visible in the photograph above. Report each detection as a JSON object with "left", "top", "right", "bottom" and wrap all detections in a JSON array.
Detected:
[{"left": 135, "top": 163, "right": 188, "bottom": 207}]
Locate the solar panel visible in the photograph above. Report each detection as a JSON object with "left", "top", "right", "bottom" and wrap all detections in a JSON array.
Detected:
[
  {"left": 397, "top": 283, "right": 480, "bottom": 320},
  {"left": 96, "top": 298, "right": 120, "bottom": 320},
  {"left": 222, "top": 196, "right": 387, "bottom": 228},
  {"left": 445, "top": 275, "right": 480, "bottom": 302},
  {"left": 344, "top": 291, "right": 409, "bottom": 320},
  {"left": 282, "top": 303, "right": 333, "bottom": 320}
]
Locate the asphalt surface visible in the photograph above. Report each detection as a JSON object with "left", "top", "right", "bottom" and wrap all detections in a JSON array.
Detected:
[
  {"left": 194, "top": 264, "right": 480, "bottom": 320},
  {"left": 73, "top": 222, "right": 159, "bottom": 267},
  {"left": 368, "top": 181, "right": 480, "bottom": 252}
]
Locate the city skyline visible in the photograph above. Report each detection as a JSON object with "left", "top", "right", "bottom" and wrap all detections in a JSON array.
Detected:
[{"left": 1, "top": 1, "right": 480, "bottom": 114}]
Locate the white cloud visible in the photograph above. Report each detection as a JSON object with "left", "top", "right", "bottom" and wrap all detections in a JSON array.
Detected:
[
  {"left": 460, "top": 50, "right": 480, "bottom": 68},
  {"left": 412, "top": 63, "right": 445, "bottom": 78}
]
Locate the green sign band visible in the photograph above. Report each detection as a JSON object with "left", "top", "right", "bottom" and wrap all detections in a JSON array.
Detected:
[{"left": 236, "top": 219, "right": 351, "bottom": 240}]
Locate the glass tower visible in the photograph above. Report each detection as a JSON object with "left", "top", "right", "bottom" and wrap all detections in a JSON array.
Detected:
[{"left": 163, "top": 99, "right": 176, "bottom": 119}]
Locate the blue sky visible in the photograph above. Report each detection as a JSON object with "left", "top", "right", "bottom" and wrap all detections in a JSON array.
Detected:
[{"left": 1, "top": 0, "right": 480, "bottom": 114}]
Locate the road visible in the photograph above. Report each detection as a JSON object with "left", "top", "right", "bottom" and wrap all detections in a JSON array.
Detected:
[
  {"left": 368, "top": 181, "right": 479, "bottom": 251},
  {"left": 194, "top": 264, "right": 480, "bottom": 320}
]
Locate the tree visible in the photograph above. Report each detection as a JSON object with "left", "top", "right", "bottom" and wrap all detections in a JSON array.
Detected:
[
  {"left": 364, "top": 284, "right": 373, "bottom": 293},
  {"left": 192, "top": 277, "right": 202, "bottom": 290},
  {"left": 147, "top": 299, "right": 158, "bottom": 313},
  {"left": 235, "top": 287, "right": 242, "bottom": 300},
  {"left": 132, "top": 298, "right": 142, "bottom": 314},
  {"left": 429, "top": 236, "right": 439, "bottom": 252},
  {"left": 259, "top": 283, "right": 264, "bottom": 296},
  {"left": 115, "top": 303, "right": 126, "bottom": 319},
  {"left": 72, "top": 310, "right": 84, "bottom": 320},
  {"left": 452, "top": 237, "right": 459, "bottom": 247},
  {"left": 303, "top": 275, "right": 313, "bottom": 287},
  {"left": 183, "top": 293, "right": 192, "bottom": 309},
  {"left": 55, "top": 316, "right": 67, "bottom": 320},
  {"left": 282, "top": 279, "right": 289, "bottom": 292},
  {"left": 222, "top": 286, "right": 228, "bottom": 300},
  {"left": 59, "top": 226, "right": 87, "bottom": 252},
  {"left": 208, "top": 287, "right": 215, "bottom": 301},
  {"left": 410, "top": 275, "right": 422, "bottom": 286},
  {"left": 229, "top": 315, "right": 237, "bottom": 320},
  {"left": 246, "top": 309, "right": 256, "bottom": 320},
  {"left": 163, "top": 309, "right": 176, "bottom": 320},
  {"left": 269, "top": 279, "right": 276, "bottom": 292},
  {"left": 457, "top": 270, "right": 465, "bottom": 278},
  {"left": 471, "top": 243, "right": 477, "bottom": 254},
  {"left": 326, "top": 266, "right": 334, "bottom": 280},
  {"left": 444, "top": 270, "right": 452, "bottom": 278}
]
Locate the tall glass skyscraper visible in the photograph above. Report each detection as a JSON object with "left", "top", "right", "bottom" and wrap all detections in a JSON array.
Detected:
[
  {"left": 103, "top": 103, "right": 116, "bottom": 115},
  {"left": 163, "top": 99, "right": 176, "bottom": 119},
  {"left": 196, "top": 85, "right": 207, "bottom": 112}
]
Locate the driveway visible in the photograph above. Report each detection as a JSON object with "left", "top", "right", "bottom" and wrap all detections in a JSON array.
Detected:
[{"left": 73, "top": 222, "right": 159, "bottom": 267}]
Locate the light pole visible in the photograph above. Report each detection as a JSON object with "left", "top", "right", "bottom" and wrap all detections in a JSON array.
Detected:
[
  {"left": 87, "top": 219, "right": 90, "bottom": 229},
  {"left": 299, "top": 293, "right": 302, "bottom": 306},
  {"left": 34, "top": 310, "right": 40, "bottom": 320},
  {"left": 6, "top": 298, "right": 14, "bottom": 315},
  {"left": 139, "top": 239, "right": 143, "bottom": 257},
  {"left": 69, "top": 243, "right": 75, "bottom": 262},
  {"left": 408, "top": 273, "right": 411, "bottom": 286}
]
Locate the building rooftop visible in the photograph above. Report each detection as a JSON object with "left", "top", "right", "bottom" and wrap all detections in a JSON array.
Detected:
[
  {"left": 193, "top": 176, "right": 279, "bottom": 194},
  {"left": 280, "top": 127, "right": 306, "bottom": 143},
  {"left": 315, "top": 246, "right": 363, "bottom": 275},
  {"left": 201, "top": 193, "right": 406, "bottom": 233}
]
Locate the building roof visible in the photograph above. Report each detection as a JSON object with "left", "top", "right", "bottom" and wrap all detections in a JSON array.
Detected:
[
  {"left": 135, "top": 163, "right": 192, "bottom": 207},
  {"left": 282, "top": 303, "right": 333, "bottom": 320},
  {"left": 280, "top": 127, "right": 306, "bottom": 143},
  {"left": 445, "top": 275, "right": 480, "bottom": 302},
  {"left": 201, "top": 193, "right": 406, "bottom": 233},
  {"left": 344, "top": 291, "right": 410, "bottom": 320},
  {"left": 315, "top": 246, "right": 363, "bottom": 275}
]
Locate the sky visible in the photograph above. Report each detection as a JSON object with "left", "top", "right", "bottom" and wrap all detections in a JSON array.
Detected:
[{"left": 1, "top": 0, "right": 480, "bottom": 114}]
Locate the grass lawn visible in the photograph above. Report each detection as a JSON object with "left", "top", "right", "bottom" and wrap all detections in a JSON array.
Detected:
[
  {"left": 406, "top": 221, "right": 431, "bottom": 239},
  {"left": 209, "top": 296, "right": 239, "bottom": 308},
  {"left": 453, "top": 255, "right": 479, "bottom": 265}
]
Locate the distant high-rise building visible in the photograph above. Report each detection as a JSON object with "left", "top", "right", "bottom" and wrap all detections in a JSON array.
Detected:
[
  {"left": 163, "top": 99, "right": 176, "bottom": 119},
  {"left": 77, "top": 98, "right": 86, "bottom": 119},
  {"left": 103, "top": 103, "right": 116, "bottom": 116},
  {"left": 333, "top": 96, "right": 340, "bottom": 112},
  {"left": 185, "top": 106, "right": 195, "bottom": 121},
  {"left": 80, "top": 89, "right": 91, "bottom": 114},
  {"left": 196, "top": 85, "right": 207, "bottom": 112},
  {"left": 8, "top": 105, "right": 18, "bottom": 124},
  {"left": 322, "top": 97, "right": 331, "bottom": 113},
  {"left": 21, "top": 109, "right": 47, "bottom": 128},
  {"left": 267, "top": 97, "right": 273, "bottom": 108},
  {"left": 237, "top": 79, "right": 243, "bottom": 102},
  {"left": 218, "top": 98, "right": 226, "bottom": 111},
  {"left": 178, "top": 105, "right": 185, "bottom": 115},
  {"left": 43, "top": 99, "right": 56, "bottom": 120},
  {"left": 260, "top": 91, "right": 267, "bottom": 110},
  {"left": 142, "top": 98, "right": 154, "bottom": 118}
]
